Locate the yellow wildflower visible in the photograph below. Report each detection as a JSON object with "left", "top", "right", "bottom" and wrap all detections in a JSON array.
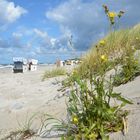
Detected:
[
  {"left": 136, "top": 37, "right": 139, "bottom": 40},
  {"left": 101, "top": 55, "right": 107, "bottom": 62},
  {"left": 99, "top": 40, "right": 106, "bottom": 46},
  {"left": 88, "top": 133, "right": 97, "bottom": 139},
  {"left": 108, "top": 12, "right": 116, "bottom": 18},
  {"left": 73, "top": 116, "right": 78, "bottom": 124}
]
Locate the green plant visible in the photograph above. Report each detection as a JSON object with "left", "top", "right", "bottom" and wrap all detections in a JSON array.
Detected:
[
  {"left": 39, "top": 74, "right": 132, "bottom": 140},
  {"left": 103, "top": 4, "right": 124, "bottom": 28},
  {"left": 63, "top": 76, "right": 132, "bottom": 140},
  {"left": 113, "top": 47, "right": 140, "bottom": 86},
  {"left": 39, "top": 4, "right": 134, "bottom": 140},
  {"left": 42, "top": 67, "right": 66, "bottom": 81}
]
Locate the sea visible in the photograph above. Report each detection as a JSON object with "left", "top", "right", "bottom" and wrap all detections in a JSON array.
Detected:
[
  {"left": 0, "top": 64, "right": 13, "bottom": 69},
  {"left": 0, "top": 63, "right": 52, "bottom": 69}
]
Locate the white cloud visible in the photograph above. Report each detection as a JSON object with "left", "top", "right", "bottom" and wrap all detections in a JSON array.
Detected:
[
  {"left": 46, "top": 0, "right": 100, "bottom": 27},
  {"left": 46, "top": 0, "right": 106, "bottom": 50},
  {"left": 33, "top": 28, "right": 72, "bottom": 52},
  {"left": 50, "top": 38, "right": 56, "bottom": 47},
  {"left": 12, "top": 32, "right": 23, "bottom": 39},
  {"left": 34, "top": 28, "right": 48, "bottom": 38},
  {"left": 0, "top": 0, "right": 27, "bottom": 25}
]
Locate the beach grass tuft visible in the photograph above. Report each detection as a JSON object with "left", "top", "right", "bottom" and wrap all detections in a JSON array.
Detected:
[{"left": 42, "top": 67, "right": 66, "bottom": 81}]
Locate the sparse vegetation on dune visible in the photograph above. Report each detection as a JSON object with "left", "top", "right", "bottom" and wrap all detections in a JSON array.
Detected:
[
  {"left": 42, "top": 67, "right": 66, "bottom": 81},
  {"left": 78, "top": 24, "right": 140, "bottom": 83},
  {"left": 1, "top": 114, "right": 37, "bottom": 140},
  {"left": 39, "top": 76, "right": 132, "bottom": 139}
]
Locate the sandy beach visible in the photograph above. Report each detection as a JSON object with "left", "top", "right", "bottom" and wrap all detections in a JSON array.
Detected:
[
  {"left": 0, "top": 65, "right": 69, "bottom": 139},
  {"left": 0, "top": 65, "right": 140, "bottom": 140}
]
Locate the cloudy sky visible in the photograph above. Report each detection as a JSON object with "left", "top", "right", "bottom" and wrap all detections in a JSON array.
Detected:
[{"left": 0, "top": 0, "right": 140, "bottom": 64}]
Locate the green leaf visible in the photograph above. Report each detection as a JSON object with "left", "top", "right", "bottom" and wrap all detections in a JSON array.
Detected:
[
  {"left": 117, "top": 96, "right": 133, "bottom": 104},
  {"left": 110, "top": 93, "right": 133, "bottom": 104},
  {"left": 85, "top": 123, "right": 96, "bottom": 136},
  {"left": 101, "top": 133, "right": 109, "bottom": 140}
]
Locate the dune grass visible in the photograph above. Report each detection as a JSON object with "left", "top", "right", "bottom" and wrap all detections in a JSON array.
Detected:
[
  {"left": 42, "top": 67, "right": 66, "bottom": 81},
  {"left": 1, "top": 114, "right": 37, "bottom": 140},
  {"left": 77, "top": 24, "right": 140, "bottom": 82}
]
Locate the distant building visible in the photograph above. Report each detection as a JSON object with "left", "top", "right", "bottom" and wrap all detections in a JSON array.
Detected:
[
  {"left": 55, "top": 58, "right": 82, "bottom": 67},
  {"left": 64, "top": 58, "right": 82, "bottom": 65}
]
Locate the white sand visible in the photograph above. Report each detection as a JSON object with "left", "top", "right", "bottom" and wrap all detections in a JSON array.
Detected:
[
  {"left": 0, "top": 65, "right": 140, "bottom": 140},
  {"left": 0, "top": 65, "right": 68, "bottom": 140},
  {"left": 110, "top": 76, "right": 140, "bottom": 140}
]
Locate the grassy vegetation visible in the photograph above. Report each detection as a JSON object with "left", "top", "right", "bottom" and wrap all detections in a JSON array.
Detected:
[
  {"left": 42, "top": 67, "right": 66, "bottom": 81},
  {"left": 1, "top": 114, "right": 37, "bottom": 140},
  {"left": 39, "top": 66, "right": 132, "bottom": 140},
  {"left": 113, "top": 47, "right": 140, "bottom": 86},
  {"left": 64, "top": 77, "right": 131, "bottom": 139},
  {"left": 78, "top": 25, "right": 140, "bottom": 84}
]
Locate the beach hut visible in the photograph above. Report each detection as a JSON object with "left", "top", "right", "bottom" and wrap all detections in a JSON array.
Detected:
[
  {"left": 56, "top": 59, "right": 65, "bottom": 67},
  {"left": 28, "top": 59, "right": 38, "bottom": 71},
  {"left": 13, "top": 57, "right": 28, "bottom": 73}
]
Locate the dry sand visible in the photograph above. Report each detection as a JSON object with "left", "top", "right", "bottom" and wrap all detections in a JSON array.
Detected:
[
  {"left": 0, "top": 65, "right": 69, "bottom": 140},
  {"left": 0, "top": 65, "right": 140, "bottom": 140}
]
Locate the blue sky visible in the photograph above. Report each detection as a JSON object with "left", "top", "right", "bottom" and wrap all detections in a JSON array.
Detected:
[{"left": 0, "top": 0, "right": 140, "bottom": 64}]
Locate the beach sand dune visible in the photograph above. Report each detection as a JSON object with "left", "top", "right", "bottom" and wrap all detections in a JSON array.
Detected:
[{"left": 0, "top": 65, "right": 67, "bottom": 140}]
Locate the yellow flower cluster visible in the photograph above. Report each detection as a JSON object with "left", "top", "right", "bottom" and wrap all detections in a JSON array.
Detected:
[
  {"left": 108, "top": 11, "right": 116, "bottom": 25},
  {"left": 108, "top": 12, "right": 116, "bottom": 18},
  {"left": 88, "top": 133, "right": 97, "bottom": 139},
  {"left": 103, "top": 4, "right": 125, "bottom": 25},
  {"left": 101, "top": 55, "right": 108, "bottom": 62},
  {"left": 99, "top": 40, "right": 106, "bottom": 46},
  {"left": 72, "top": 116, "right": 78, "bottom": 124}
]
